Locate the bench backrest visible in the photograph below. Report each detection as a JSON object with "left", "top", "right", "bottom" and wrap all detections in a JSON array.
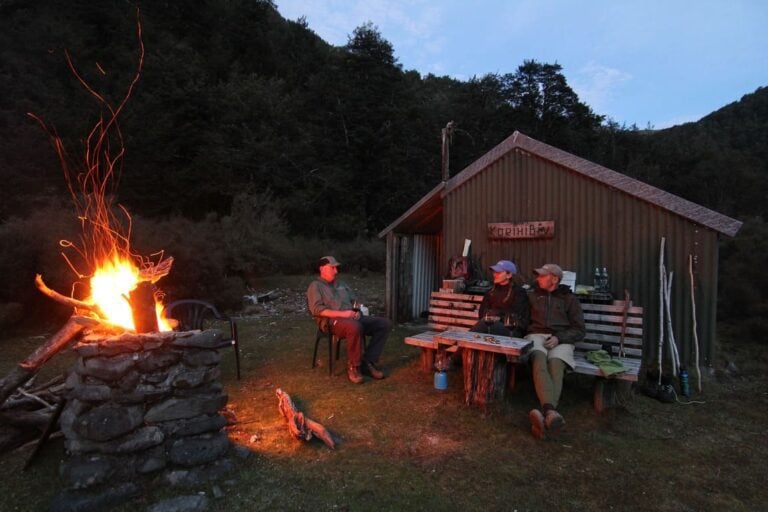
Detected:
[
  {"left": 576, "top": 300, "right": 643, "bottom": 360},
  {"left": 427, "top": 291, "right": 482, "bottom": 331}
]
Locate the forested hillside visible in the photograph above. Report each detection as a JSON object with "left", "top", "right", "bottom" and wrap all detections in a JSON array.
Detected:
[{"left": 0, "top": 0, "right": 765, "bottom": 333}]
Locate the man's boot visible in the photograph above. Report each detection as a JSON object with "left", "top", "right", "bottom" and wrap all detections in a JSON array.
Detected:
[{"left": 347, "top": 364, "right": 364, "bottom": 384}]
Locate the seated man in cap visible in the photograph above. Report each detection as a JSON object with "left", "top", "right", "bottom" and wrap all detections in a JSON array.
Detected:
[
  {"left": 469, "top": 260, "right": 529, "bottom": 338},
  {"left": 306, "top": 256, "right": 391, "bottom": 384},
  {"left": 526, "top": 263, "right": 585, "bottom": 440}
]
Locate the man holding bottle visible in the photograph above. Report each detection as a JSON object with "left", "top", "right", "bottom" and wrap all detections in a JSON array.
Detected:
[{"left": 306, "top": 256, "right": 391, "bottom": 384}]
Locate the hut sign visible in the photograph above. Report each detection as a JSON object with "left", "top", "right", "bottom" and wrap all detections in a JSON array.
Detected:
[{"left": 488, "top": 221, "right": 555, "bottom": 239}]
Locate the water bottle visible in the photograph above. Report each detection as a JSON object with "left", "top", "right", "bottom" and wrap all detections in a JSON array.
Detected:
[
  {"left": 679, "top": 366, "right": 690, "bottom": 397},
  {"left": 601, "top": 267, "right": 609, "bottom": 292},
  {"left": 593, "top": 267, "right": 601, "bottom": 289}
]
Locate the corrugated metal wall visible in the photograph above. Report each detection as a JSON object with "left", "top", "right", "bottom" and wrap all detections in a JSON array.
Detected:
[
  {"left": 385, "top": 233, "right": 442, "bottom": 322},
  {"left": 411, "top": 234, "right": 440, "bottom": 318},
  {"left": 442, "top": 149, "right": 720, "bottom": 368}
]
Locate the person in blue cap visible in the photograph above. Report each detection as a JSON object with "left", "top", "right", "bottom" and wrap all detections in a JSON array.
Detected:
[{"left": 469, "top": 260, "right": 529, "bottom": 338}]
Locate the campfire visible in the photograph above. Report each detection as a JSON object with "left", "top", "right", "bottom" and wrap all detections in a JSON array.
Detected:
[{"left": 0, "top": 11, "right": 234, "bottom": 509}]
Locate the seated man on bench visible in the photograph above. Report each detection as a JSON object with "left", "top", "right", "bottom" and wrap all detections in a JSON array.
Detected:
[
  {"left": 306, "top": 256, "right": 391, "bottom": 384},
  {"left": 526, "top": 263, "right": 585, "bottom": 440}
]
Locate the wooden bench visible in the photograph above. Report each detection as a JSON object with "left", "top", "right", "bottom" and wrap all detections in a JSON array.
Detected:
[
  {"left": 404, "top": 291, "right": 482, "bottom": 372},
  {"left": 428, "top": 291, "right": 482, "bottom": 331},
  {"left": 572, "top": 299, "right": 644, "bottom": 412},
  {"left": 405, "top": 293, "right": 644, "bottom": 412}
]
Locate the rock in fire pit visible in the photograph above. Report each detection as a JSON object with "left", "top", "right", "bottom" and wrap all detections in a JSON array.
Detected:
[{"left": 53, "top": 328, "right": 234, "bottom": 511}]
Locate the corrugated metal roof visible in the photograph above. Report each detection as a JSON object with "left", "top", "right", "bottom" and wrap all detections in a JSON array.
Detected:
[{"left": 381, "top": 131, "right": 743, "bottom": 238}]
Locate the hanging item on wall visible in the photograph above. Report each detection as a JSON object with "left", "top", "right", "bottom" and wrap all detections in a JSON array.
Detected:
[{"left": 488, "top": 221, "right": 555, "bottom": 239}]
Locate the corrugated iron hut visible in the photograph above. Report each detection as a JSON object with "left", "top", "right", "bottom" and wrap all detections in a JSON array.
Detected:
[{"left": 379, "top": 131, "right": 742, "bottom": 368}]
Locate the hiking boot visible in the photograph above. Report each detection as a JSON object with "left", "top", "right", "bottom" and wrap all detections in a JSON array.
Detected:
[
  {"left": 529, "top": 409, "right": 546, "bottom": 440},
  {"left": 347, "top": 365, "right": 364, "bottom": 384},
  {"left": 545, "top": 409, "right": 565, "bottom": 430},
  {"left": 363, "top": 360, "right": 385, "bottom": 379},
  {"left": 656, "top": 376, "right": 676, "bottom": 403}
]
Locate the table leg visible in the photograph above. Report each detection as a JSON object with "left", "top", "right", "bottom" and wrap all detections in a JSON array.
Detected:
[{"left": 462, "top": 348, "right": 508, "bottom": 406}]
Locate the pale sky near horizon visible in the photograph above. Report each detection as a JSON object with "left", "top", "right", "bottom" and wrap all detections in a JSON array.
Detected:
[{"left": 275, "top": 0, "right": 767, "bottom": 129}]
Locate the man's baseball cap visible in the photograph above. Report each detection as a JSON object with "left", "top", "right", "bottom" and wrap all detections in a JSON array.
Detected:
[
  {"left": 318, "top": 256, "right": 341, "bottom": 268},
  {"left": 489, "top": 260, "right": 517, "bottom": 273},
  {"left": 533, "top": 263, "right": 563, "bottom": 279}
]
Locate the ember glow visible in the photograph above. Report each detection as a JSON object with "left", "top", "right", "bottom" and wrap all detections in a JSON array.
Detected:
[{"left": 89, "top": 255, "right": 172, "bottom": 331}]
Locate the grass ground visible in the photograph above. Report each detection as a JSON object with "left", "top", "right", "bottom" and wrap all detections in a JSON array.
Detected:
[{"left": 0, "top": 273, "right": 766, "bottom": 511}]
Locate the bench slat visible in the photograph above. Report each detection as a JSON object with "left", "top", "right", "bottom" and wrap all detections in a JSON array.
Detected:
[
  {"left": 583, "top": 313, "right": 643, "bottom": 326},
  {"left": 405, "top": 331, "right": 458, "bottom": 351},
  {"left": 429, "top": 306, "right": 480, "bottom": 319},
  {"left": 580, "top": 302, "right": 643, "bottom": 315},
  {"left": 582, "top": 332, "right": 643, "bottom": 346},
  {"left": 576, "top": 342, "right": 643, "bottom": 358},
  {"left": 431, "top": 291, "right": 484, "bottom": 302},
  {"left": 584, "top": 322, "right": 643, "bottom": 336},
  {"left": 428, "top": 322, "right": 472, "bottom": 331}
]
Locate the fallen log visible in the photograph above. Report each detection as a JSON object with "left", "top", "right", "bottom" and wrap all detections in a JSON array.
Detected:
[
  {"left": 0, "top": 407, "right": 56, "bottom": 429},
  {"left": 275, "top": 388, "right": 335, "bottom": 449}
]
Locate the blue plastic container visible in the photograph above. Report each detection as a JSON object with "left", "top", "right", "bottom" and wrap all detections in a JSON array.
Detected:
[{"left": 434, "top": 370, "right": 448, "bottom": 390}]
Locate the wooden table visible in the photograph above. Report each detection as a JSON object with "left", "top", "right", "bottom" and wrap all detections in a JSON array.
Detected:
[{"left": 433, "top": 330, "right": 531, "bottom": 406}]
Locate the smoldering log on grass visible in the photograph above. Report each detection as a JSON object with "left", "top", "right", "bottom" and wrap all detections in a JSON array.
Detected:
[{"left": 276, "top": 388, "right": 335, "bottom": 449}]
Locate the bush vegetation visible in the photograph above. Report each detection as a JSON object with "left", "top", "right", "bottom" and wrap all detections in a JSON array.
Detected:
[
  {"left": 0, "top": 1, "right": 765, "bottom": 333},
  {"left": 0, "top": 193, "right": 385, "bottom": 328}
]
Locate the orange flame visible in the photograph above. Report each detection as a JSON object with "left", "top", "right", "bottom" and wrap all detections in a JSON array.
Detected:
[
  {"left": 31, "top": 9, "right": 174, "bottom": 334},
  {"left": 89, "top": 255, "right": 172, "bottom": 331}
]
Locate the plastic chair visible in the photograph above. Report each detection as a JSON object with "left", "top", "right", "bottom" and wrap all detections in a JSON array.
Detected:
[
  {"left": 163, "top": 299, "right": 241, "bottom": 380},
  {"left": 311, "top": 317, "right": 368, "bottom": 376},
  {"left": 312, "top": 317, "right": 344, "bottom": 376}
]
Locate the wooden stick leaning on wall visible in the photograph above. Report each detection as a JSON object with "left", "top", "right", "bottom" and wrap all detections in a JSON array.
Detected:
[{"left": 689, "top": 255, "right": 702, "bottom": 392}]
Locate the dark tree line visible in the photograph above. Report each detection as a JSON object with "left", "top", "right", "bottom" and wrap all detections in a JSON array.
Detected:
[{"left": 0, "top": 0, "right": 766, "bottom": 333}]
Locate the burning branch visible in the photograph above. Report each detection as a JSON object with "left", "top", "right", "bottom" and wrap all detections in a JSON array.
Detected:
[{"left": 34, "top": 274, "right": 103, "bottom": 316}]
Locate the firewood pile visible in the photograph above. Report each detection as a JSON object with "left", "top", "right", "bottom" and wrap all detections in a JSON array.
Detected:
[
  {"left": 0, "top": 274, "right": 167, "bottom": 460},
  {"left": 0, "top": 315, "right": 95, "bottom": 458}
]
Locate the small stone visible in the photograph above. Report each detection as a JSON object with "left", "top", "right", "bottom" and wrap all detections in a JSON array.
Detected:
[{"left": 146, "top": 494, "right": 209, "bottom": 512}]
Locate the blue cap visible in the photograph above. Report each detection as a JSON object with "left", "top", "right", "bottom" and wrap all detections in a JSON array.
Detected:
[{"left": 489, "top": 260, "right": 517, "bottom": 273}]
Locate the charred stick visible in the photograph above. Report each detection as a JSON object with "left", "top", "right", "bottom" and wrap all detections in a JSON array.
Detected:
[{"left": 34, "top": 274, "right": 103, "bottom": 317}]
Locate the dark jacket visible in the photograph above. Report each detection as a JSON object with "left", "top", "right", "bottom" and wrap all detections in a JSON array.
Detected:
[
  {"left": 527, "top": 284, "right": 585, "bottom": 344},
  {"left": 306, "top": 278, "right": 356, "bottom": 327},
  {"left": 477, "top": 282, "right": 530, "bottom": 338}
]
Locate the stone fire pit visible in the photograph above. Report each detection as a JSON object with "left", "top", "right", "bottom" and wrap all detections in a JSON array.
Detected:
[{"left": 53, "top": 328, "right": 234, "bottom": 511}]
